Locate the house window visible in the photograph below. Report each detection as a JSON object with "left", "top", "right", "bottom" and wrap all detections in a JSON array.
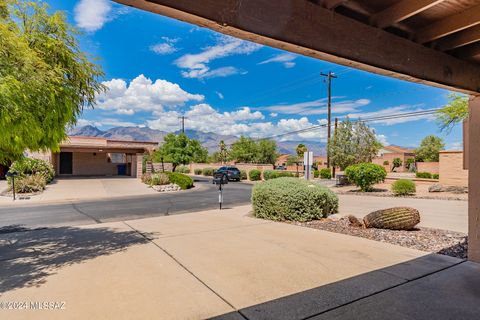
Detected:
[{"left": 109, "top": 153, "right": 126, "bottom": 163}]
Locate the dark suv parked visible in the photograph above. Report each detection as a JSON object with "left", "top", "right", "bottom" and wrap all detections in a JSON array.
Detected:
[{"left": 215, "top": 166, "right": 241, "bottom": 181}]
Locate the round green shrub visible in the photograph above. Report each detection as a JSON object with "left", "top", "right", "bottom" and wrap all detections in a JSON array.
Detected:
[
  {"left": 165, "top": 172, "right": 194, "bottom": 190},
  {"left": 416, "top": 172, "right": 432, "bottom": 179},
  {"left": 240, "top": 170, "right": 247, "bottom": 180},
  {"left": 391, "top": 179, "right": 416, "bottom": 196},
  {"left": 194, "top": 168, "right": 203, "bottom": 175},
  {"left": 345, "top": 163, "right": 387, "bottom": 192},
  {"left": 314, "top": 170, "right": 320, "bottom": 178},
  {"left": 249, "top": 169, "right": 261, "bottom": 181},
  {"left": 9, "top": 157, "right": 55, "bottom": 183},
  {"left": 319, "top": 168, "right": 332, "bottom": 179},
  {"left": 176, "top": 166, "right": 190, "bottom": 174},
  {"left": 263, "top": 170, "right": 295, "bottom": 180},
  {"left": 202, "top": 167, "right": 214, "bottom": 176},
  {"left": 252, "top": 177, "right": 338, "bottom": 222}
]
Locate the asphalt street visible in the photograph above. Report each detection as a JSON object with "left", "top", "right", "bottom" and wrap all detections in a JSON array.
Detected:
[{"left": 0, "top": 178, "right": 253, "bottom": 229}]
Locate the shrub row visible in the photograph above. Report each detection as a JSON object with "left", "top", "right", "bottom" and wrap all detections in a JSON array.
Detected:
[
  {"left": 176, "top": 166, "right": 190, "bottom": 174},
  {"left": 263, "top": 170, "right": 295, "bottom": 180},
  {"left": 249, "top": 169, "right": 261, "bottom": 181},
  {"left": 319, "top": 168, "right": 332, "bottom": 179},
  {"left": 416, "top": 172, "right": 439, "bottom": 179},
  {"left": 252, "top": 177, "right": 338, "bottom": 222}
]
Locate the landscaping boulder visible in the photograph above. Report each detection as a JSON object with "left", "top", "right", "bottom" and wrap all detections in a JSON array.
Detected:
[
  {"left": 363, "top": 207, "right": 420, "bottom": 230},
  {"left": 428, "top": 184, "right": 443, "bottom": 192}
]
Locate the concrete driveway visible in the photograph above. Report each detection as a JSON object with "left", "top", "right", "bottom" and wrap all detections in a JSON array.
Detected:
[
  {"left": 338, "top": 194, "right": 468, "bottom": 233},
  {"left": 1, "top": 205, "right": 476, "bottom": 320},
  {"left": 0, "top": 177, "right": 157, "bottom": 204}
]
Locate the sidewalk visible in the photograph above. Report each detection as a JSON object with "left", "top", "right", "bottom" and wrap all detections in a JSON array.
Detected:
[{"left": 1, "top": 205, "right": 477, "bottom": 320}]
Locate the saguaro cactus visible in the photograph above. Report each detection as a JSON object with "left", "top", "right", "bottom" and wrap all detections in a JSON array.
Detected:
[{"left": 363, "top": 207, "right": 420, "bottom": 230}]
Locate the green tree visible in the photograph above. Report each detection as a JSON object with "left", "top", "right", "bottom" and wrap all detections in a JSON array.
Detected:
[
  {"left": 155, "top": 133, "right": 208, "bottom": 171},
  {"left": 328, "top": 118, "right": 382, "bottom": 170},
  {"left": 392, "top": 157, "right": 402, "bottom": 172},
  {"left": 229, "top": 136, "right": 258, "bottom": 163},
  {"left": 436, "top": 93, "right": 468, "bottom": 132},
  {"left": 415, "top": 135, "right": 445, "bottom": 162},
  {"left": 0, "top": 0, "right": 104, "bottom": 164},
  {"left": 296, "top": 143, "right": 308, "bottom": 159},
  {"left": 217, "top": 140, "right": 229, "bottom": 163},
  {"left": 256, "top": 139, "right": 278, "bottom": 164}
]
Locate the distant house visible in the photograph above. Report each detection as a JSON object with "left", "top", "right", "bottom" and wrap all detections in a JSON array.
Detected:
[
  {"left": 27, "top": 136, "right": 158, "bottom": 178},
  {"left": 373, "top": 145, "right": 415, "bottom": 172}
]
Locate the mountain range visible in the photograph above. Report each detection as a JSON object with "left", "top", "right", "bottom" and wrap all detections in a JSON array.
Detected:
[{"left": 69, "top": 125, "right": 327, "bottom": 155}]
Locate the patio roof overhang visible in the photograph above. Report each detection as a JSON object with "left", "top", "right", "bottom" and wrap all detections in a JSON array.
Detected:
[{"left": 114, "top": 0, "right": 480, "bottom": 95}]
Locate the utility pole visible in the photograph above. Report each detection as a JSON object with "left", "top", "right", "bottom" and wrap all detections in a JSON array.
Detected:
[
  {"left": 179, "top": 115, "right": 186, "bottom": 133},
  {"left": 332, "top": 117, "right": 338, "bottom": 178},
  {"left": 320, "top": 71, "right": 337, "bottom": 168}
]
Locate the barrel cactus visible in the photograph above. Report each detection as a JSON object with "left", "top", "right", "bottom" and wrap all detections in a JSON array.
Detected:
[{"left": 363, "top": 207, "right": 420, "bottom": 230}]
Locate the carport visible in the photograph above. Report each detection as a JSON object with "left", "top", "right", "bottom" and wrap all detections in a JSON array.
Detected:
[
  {"left": 114, "top": 0, "right": 480, "bottom": 262},
  {"left": 53, "top": 136, "right": 157, "bottom": 178}
]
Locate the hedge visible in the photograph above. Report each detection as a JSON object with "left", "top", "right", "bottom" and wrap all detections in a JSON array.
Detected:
[
  {"left": 263, "top": 170, "right": 295, "bottom": 180},
  {"left": 176, "top": 166, "right": 190, "bottom": 174},
  {"left": 194, "top": 168, "right": 203, "bottom": 175},
  {"left": 391, "top": 179, "right": 416, "bottom": 196},
  {"left": 252, "top": 177, "right": 338, "bottom": 222},
  {"left": 240, "top": 170, "right": 248, "bottom": 180},
  {"left": 416, "top": 172, "right": 432, "bottom": 179},
  {"left": 249, "top": 169, "right": 261, "bottom": 181},
  {"left": 319, "top": 168, "right": 332, "bottom": 179},
  {"left": 345, "top": 163, "right": 386, "bottom": 192},
  {"left": 202, "top": 167, "right": 215, "bottom": 176}
]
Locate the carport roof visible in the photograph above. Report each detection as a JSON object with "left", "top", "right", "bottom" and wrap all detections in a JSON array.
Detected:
[{"left": 59, "top": 136, "right": 158, "bottom": 153}]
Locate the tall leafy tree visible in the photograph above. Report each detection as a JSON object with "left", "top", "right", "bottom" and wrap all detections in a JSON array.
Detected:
[
  {"left": 415, "top": 135, "right": 445, "bottom": 162},
  {"left": 229, "top": 136, "right": 258, "bottom": 163},
  {"left": 155, "top": 133, "right": 208, "bottom": 171},
  {"left": 217, "top": 140, "right": 229, "bottom": 164},
  {"left": 328, "top": 118, "right": 381, "bottom": 170},
  {"left": 0, "top": 0, "right": 104, "bottom": 164},
  {"left": 256, "top": 139, "right": 278, "bottom": 164},
  {"left": 296, "top": 143, "right": 308, "bottom": 159},
  {"left": 436, "top": 93, "right": 468, "bottom": 132}
]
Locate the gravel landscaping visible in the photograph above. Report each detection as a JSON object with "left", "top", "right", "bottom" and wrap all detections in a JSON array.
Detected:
[{"left": 289, "top": 217, "right": 467, "bottom": 259}]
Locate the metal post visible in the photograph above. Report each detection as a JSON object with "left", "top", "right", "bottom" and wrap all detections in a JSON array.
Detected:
[
  {"left": 218, "top": 183, "right": 223, "bottom": 210},
  {"left": 12, "top": 176, "right": 15, "bottom": 201}
]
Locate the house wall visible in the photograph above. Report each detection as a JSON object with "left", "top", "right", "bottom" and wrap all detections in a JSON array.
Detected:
[
  {"left": 416, "top": 162, "right": 440, "bottom": 174},
  {"left": 72, "top": 152, "right": 118, "bottom": 176},
  {"left": 439, "top": 151, "right": 468, "bottom": 187}
]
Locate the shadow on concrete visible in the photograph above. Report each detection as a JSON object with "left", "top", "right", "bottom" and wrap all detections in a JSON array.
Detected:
[
  {"left": 0, "top": 224, "right": 153, "bottom": 293},
  {"left": 210, "top": 254, "right": 479, "bottom": 320}
]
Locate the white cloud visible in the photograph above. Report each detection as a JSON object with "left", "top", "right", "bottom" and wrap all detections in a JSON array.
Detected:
[
  {"left": 96, "top": 75, "right": 204, "bottom": 114},
  {"left": 270, "top": 112, "right": 278, "bottom": 117},
  {"left": 376, "top": 134, "right": 389, "bottom": 146},
  {"left": 260, "top": 98, "right": 370, "bottom": 115},
  {"left": 146, "top": 104, "right": 326, "bottom": 141},
  {"left": 347, "top": 104, "right": 434, "bottom": 125},
  {"left": 447, "top": 141, "right": 463, "bottom": 150},
  {"left": 74, "top": 0, "right": 112, "bottom": 32},
  {"left": 175, "top": 35, "right": 261, "bottom": 79},
  {"left": 258, "top": 53, "right": 297, "bottom": 68},
  {"left": 215, "top": 91, "right": 224, "bottom": 99},
  {"left": 150, "top": 37, "right": 179, "bottom": 55}
]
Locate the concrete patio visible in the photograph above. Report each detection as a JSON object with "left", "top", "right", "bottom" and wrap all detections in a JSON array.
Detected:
[{"left": 1, "top": 205, "right": 478, "bottom": 320}]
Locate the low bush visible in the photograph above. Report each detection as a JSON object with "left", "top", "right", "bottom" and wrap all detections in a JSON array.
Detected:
[
  {"left": 141, "top": 173, "right": 152, "bottom": 185},
  {"left": 391, "top": 179, "right": 416, "bottom": 196},
  {"left": 240, "top": 170, "right": 248, "bottom": 180},
  {"left": 10, "top": 173, "right": 47, "bottom": 193},
  {"left": 249, "top": 169, "right": 261, "bottom": 181},
  {"left": 9, "top": 157, "right": 55, "bottom": 183},
  {"left": 383, "top": 160, "right": 389, "bottom": 166},
  {"left": 314, "top": 170, "right": 320, "bottom": 178},
  {"left": 432, "top": 173, "right": 439, "bottom": 179},
  {"left": 202, "top": 167, "right": 215, "bottom": 176},
  {"left": 416, "top": 172, "right": 432, "bottom": 179},
  {"left": 194, "top": 168, "right": 203, "bottom": 175},
  {"left": 150, "top": 173, "right": 170, "bottom": 186},
  {"left": 165, "top": 172, "right": 194, "bottom": 190},
  {"left": 345, "top": 163, "right": 386, "bottom": 192},
  {"left": 319, "top": 168, "right": 332, "bottom": 179},
  {"left": 263, "top": 170, "right": 295, "bottom": 180},
  {"left": 252, "top": 177, "right": 338, "bottom": 222},
  {"left": 176, "top": 166, "right": 190, "bottom": 174}
]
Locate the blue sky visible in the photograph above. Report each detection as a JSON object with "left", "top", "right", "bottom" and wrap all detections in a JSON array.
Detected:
[{"left": 49, "top": 0, "right": 463, "bottom": 149}]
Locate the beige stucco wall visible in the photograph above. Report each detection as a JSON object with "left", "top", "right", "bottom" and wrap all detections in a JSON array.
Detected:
[
  {"left": 372, "top": 152, "right": 415, "bottom": 172},
  {"left": 439, "top": 151, "right": 468, "bottom": 187},
  {"left": 416, "top": 162, "right": 440, "bottom": 174},
  {"left": 72, "top": 152, "right": 118, "bottom": 176}
]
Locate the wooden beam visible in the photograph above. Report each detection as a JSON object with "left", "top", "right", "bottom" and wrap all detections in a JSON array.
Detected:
[
  {"left": 468, "top": 95, "right": 480, "bottom": 262},
  {"left": 370, "top": 0, "right": 444, "bottom": 29},
  {"left": 322, "top": 0, "right": 346, "bottom": 10},
  {"left": 436, "top": 25, "right": 480, "bottom": 51},
  {"left": 115, "top": 0, "right": 480, "bottom": 94},
  {"left": 454, "top": 42, "right": 480, "bottom": 60},
  {"left": 415, "top": 4, "right": 480, "bottom": 44}
]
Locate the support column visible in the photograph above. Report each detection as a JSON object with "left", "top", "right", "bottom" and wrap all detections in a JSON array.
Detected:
[
  {"left": 135, "top": 153, "right": 143, "bottom": 179},
  {"left": 468, "top": 95, "right": 480, "bottom": 262}
]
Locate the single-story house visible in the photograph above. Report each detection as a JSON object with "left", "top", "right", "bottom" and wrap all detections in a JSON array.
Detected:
[
  {"left": 27, "top": 136, "right": 158, "bottom": 178},
  {"left": 373, "top": 145, "right": 415, "bottom": 172}
]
